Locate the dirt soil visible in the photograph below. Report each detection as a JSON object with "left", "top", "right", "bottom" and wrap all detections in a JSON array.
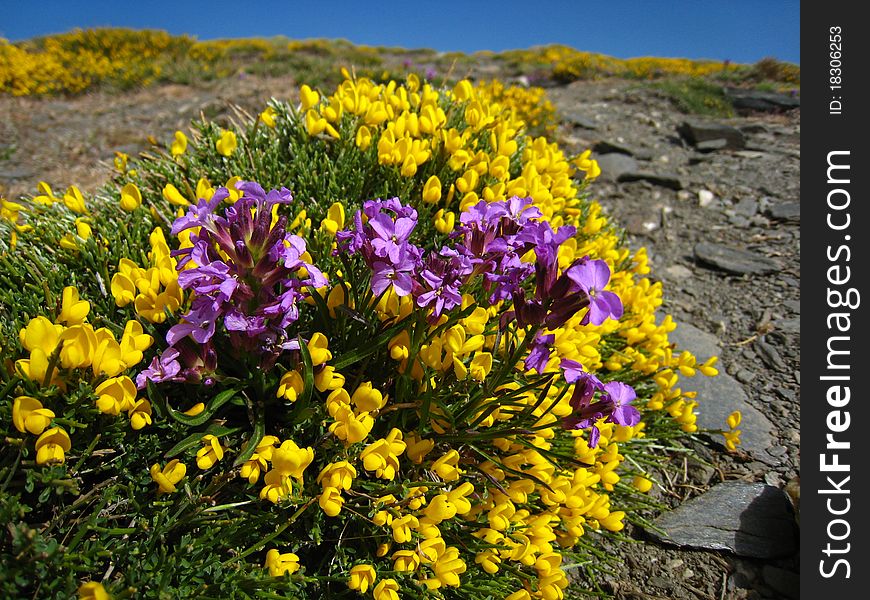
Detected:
[{"left": 0, "top": 72, "right": 800, "bottom": 600}]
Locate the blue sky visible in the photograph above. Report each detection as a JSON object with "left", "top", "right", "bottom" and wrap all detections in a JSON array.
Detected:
[{"left": 0, "top": 0, "right": 799, "bottom": 65}]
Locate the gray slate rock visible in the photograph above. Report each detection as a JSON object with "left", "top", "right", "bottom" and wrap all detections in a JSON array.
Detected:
[
  {"left": 767, "top": 202, "right": 800, "bottom": 221},
  {"left": 595, "top": 153, "right": 638, "bottom": 180},
  {"left": 667, "top": 322, "right": 777, "bottom": 462},
  {"left": 684, "top": 368, "right": 777, "bottom": 462},
  {"left": 678, "top": 120, "right": 746, "bottom": 150},
  {"left": 617, "top": 171, "right": 684, "bottom": 190},
  {"left": 668, "top": 322, "right": 720, "bottom": 362},
  {"left": 733, "top": 197, "right": 759, "bottom": 217},
  {"left": 593, "top": 139, "right": 653, "bottom": 160},
  {"left": 0, "top": 166, "right": 35, "bottom": 181},
  {"left": 726, "top": 88, "right": 801, "bottom": 113},
  {"left": 694, "top": 242, "right": 778, "bottom": 275},
  {"left": 695, "top": 138, "right": 728, "bottom": 153},
  {"left": 563, "top": 111, "right": 598, "bottom": 130},
  {"left": 647, "top": 482, "right": 798, "bottom": 558}
]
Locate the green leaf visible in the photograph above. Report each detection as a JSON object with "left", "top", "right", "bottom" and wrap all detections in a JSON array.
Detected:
[
  {"left": 232, "top": 406, "right": 266, "bottom": 468},
  {"left": 164, "top": 424, "right": 245, "bottom": 459},
  {"left": 330, "top": 319, "right": 405, "bottom": 370},
  {"left": 297, "top": 335, "right": 314, "bottom": 404},
  {"left": 166, "top": 388, "right": 238, "bottom": 427}
]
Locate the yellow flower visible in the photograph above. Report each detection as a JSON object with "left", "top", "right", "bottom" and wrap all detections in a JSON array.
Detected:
[
  {"left": 423, "top": 494, "right": 457, "bottom": 523},
  {"left": 196, "top": 434, "right": 226, "bottom": 470},
  {"left": 271, "top": 439, "right": 314, "bottom": 480},
  {"left": 422, "top": 175, "right": 442, "bottom": 204},
  {"left": 723, "top": 429, "right": 742, "bottom": 452},
  {"left": 150, "top": 459, "right": 186, "bottom": 494},
  {"left": 632, "top": 475, "right": 654, "bottom": 493},
  {"left": 35, "top": 426, "right": 71, "bottom": 466},
  {"left": 75, "top": 217, "right": 92, "bottom": 240},
  {"left": 277, "top": 368, "right": 304, "bottom": 402},
  {"left": 430, "top": 546, "right": 466, "bottom": 587},
  {"left": 259, "top": 106, "right": 277, "bottom": 128},
  {"left": 392, "top": 549, "right": 420, "bottom": 572},
  {"left": 78, "top": 581, "right": 110, "bottom": 600},
  {"left": 317, "top": 460, "right": 357, "bottom": 491},
  {"left": 33, "top": 181, "right": 58, "bottom": 205},
  {"left": 91, "top": 328, "right": 127, "bottom": 377},
  {"left": 355, "top": 125, "right": 372, "bottom": 150},
  {"left": 319, "top": 202, "right": 346, "bottom": 236},
  {"left": 264, "top": 548, "right": 300, "bottom": 576},
  {"left": 120, "top": 183, "right": 142, "bottom": 212},
  {"left": 431, "top": 449, "right": 462, "bottom": 482},
  {"left": 405, "top": 434, "right": 434, "bottom": 463},
  {"left": 574, "top": 149, "right": 601, "bottom": 180},
  {"left": 171, "top": 130, "right": 188, "bottom": 156},
  {"left": 348, "top": 564, "right": 376, "bottom": 594},
  {"left": 162, "top": 183, "right": 190, "bottom": 207},
  {"left": 299, "top": 84, "right": 320, "bottom": 110},
  {"left": 319, "top": 486, "right": 344, "bottom": 517},
  {"left": 113, "top": 151, "right": 129, "bottom": 173},
  {"left": 63, "top": 185, "right": 88, "bottom": 214},
  {"left": 306, "top": 332, "right": 332, "bottom": 366},
  {"left": 119, "top": 320, "right": 154, "bottom": 367},
  {"left": 216, "top": 130, "right": 237, "bottom": 157},
  {"left": 373, "top": 578, "right": 400, "bottom": 600},
  {"left": 58, "top": 286, "right": 90, "bottom": 325},
  {"left": 94, "top": 376, "right": 137, "bottom": 415},
  {"left": 360, "top": 429, "right": 405, "bottom": 480},
  {"left": 726, "top": 410, "right": 742, "bottom": 430},
  {"left": 468, "top": 352, "right": 493, "bottom": 382},
  {"left": 260, "top": 469, "right": 293, "bottom": 503},
  {"left": 128, "top": 399, "right": 152, "bottom": 430},
  {"left": 19, "top": 315, "right": 62, "bottom": 355},
  {"left": 12, "top": 396, "right": 55, "bottom": 435},
  {"left": 390, "top": 514, "right": 419, "bottom": 543}
]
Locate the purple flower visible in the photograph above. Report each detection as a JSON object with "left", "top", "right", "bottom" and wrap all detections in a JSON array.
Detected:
[
  {"left": 170, "top": 188, "right": 229, "bottom": 236},
  {"left": 368, "top": 213, "right": 417, "bottom": 263},
  {"left": 371, "top": 257, "right": 415, "bottom": 296},
  {"left": 524, "top": 332, "right": 555, "bottom": 373},
  {"left": 136, "top": 348, "right": 180, "bottom": 389},
  {"left": 603, "top": 381, "right": 641, "bottom": 427},
  {"left": 566, "top": 258, "right": 624, "bottom": 326},
  {"left": 141, "top": 181, "right": 327, "bottom": 382}
]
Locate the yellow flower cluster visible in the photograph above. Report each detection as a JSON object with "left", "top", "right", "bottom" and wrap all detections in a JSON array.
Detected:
[
  {"left": 499, "top": 44, "right": 734, "bottom": 83},
  {"left": 13, "top": 287, "right": 154, "bottom": 464},
  {"left": 1, "top": 28, "right": 190, "bottom": 95},
  {"left": 111, "top": 227, "right": 184, "bottom": 323}
]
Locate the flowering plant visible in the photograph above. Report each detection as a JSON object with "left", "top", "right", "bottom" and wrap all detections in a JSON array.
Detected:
[{"left": 0, "top": 72, "right": 738, "bottom": 599}]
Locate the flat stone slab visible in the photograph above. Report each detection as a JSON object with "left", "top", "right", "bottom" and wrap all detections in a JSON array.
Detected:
[
  {"left": 595, "top": 152, "right": 638, "bottom": 180},
  {"left": 668, "top": 322, "right": 777, "bottom": 463},
  {"left": 694, "top": 242, "right": 778, "bottom": 275},
  {"left": 647, "top": 482, "right": 798, "bottom": 559},
  {"left": 683, "top": 369, "right": 777, "bottom": 463},
  {"left": 617, "top": 171, "right": 684, "bottom": 190},
  {"left": 563, "top": 111, "right": 598, "bottom": 130},
  {"left": 668, "top": 322, "right": 720, "bottom": 362},
  {"left": 726, "top": 88, "right": 801, "bottom": 113},
  {"left": 767, "top": 202, "right": 800, "bottom": 221},
  {"left": 678, "top": 120, "right": 746, "bottom": 150}
]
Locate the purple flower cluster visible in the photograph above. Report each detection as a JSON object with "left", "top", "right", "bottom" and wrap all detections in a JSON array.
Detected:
[
  {"left": 560, "top": 359, "right": 641, "bottom": 447},
  {"left": 337, "top": 193, "right": 639, "bottom": 439},
  {"left": 336, "top": 198, "right": 471, "bottom": 320},
  {"left": 336, "top": 195, "right": 625, "bottom": 352},
  {"left": 137, "top": 182, "right": 326, "bottom": 388}
]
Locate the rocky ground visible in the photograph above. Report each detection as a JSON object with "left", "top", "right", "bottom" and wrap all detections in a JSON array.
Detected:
[{"left": 0, "top": 71, "right": 800, "bottom": 600}]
